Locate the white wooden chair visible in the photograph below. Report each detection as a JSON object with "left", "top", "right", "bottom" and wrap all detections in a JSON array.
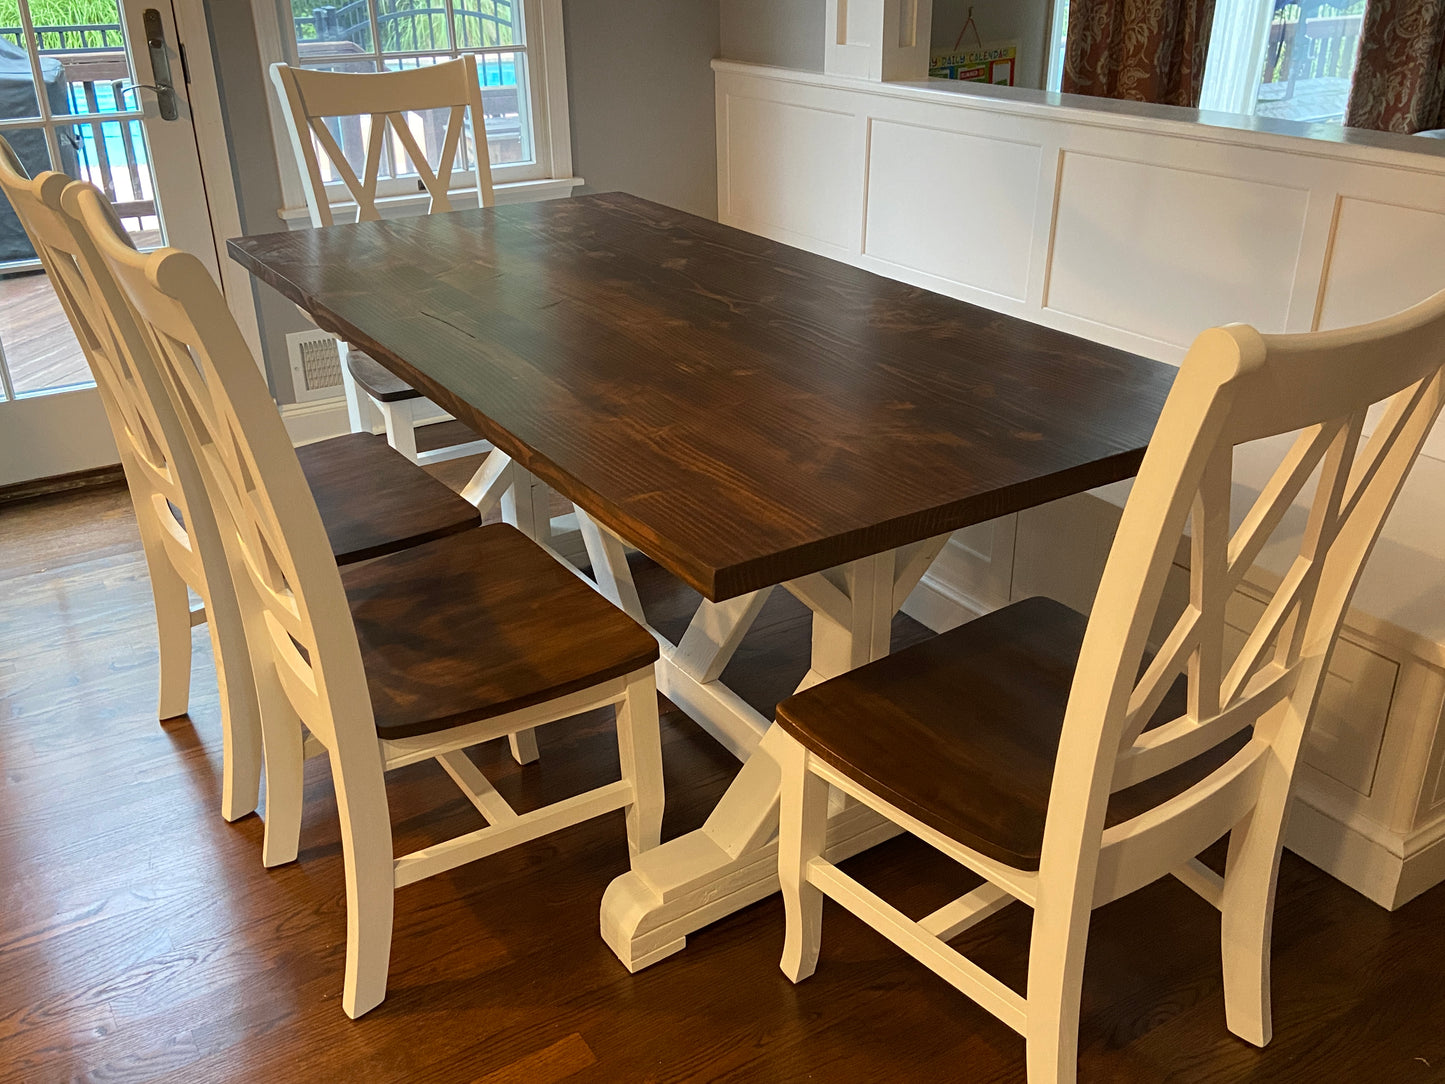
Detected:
[
  {"left": 769, "top": 294, "right": 1445, "bottom": 1082},
  {"left": 0, "top": 137, "right": 262, "bottom": 822},
  {"left": 271, "top": 57, "right": 570, "bottom": 545},
  {"left": 269, "top": 57, "right": 488, "bottom": 462},
  {"left": 73, "top": 184, "right": 667, "bottom": 1019},
  {"left": 0, "top": 140, "right": 492, "bottom": 821}
]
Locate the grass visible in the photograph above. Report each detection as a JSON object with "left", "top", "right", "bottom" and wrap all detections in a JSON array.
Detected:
[
  {"left": 0, "top": 0, "right": 121, "bottom": 28},
  {"left": 0, "top": 0, "right": 124, "bottom": 51}
]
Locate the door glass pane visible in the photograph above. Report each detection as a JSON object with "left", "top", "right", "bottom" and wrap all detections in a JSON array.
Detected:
[
  {"left": 2, "top": 264, "right": 90, "bottom": 394},
  {"left": 292, "top": 0, "right": 374, "bottom": 55},
  {"left": 65, "top": 118, "right": 161, "bottom": 249},
  {"left": 0, "top": 123, "right": 89, "bottom": 395},
  {"left": 0, "top": 12, "right": 49, "bottom": 123},
  {"left": 0, "top": 0, "right": 139, "bottom": 401}
]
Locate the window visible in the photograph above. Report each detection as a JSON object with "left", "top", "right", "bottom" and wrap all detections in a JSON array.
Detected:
[
  {"left": 254, "top": 0, "right": 574, "bottom": 216},
  {"left": 1046, "top": 0, "right": 1367, "bottom": 126}
]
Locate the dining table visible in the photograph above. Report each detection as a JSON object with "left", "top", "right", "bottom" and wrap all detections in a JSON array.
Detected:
[{"left": 228, "top": 191, "right": 1177, "bottom": 973}]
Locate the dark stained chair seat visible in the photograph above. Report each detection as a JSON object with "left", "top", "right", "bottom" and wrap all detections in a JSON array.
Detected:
[
  {"left": 342, "top": 523, "right": 660, "bottom": 740},
  {"left": 347, "top": 349, "right": 423, "bottom": 403},
  {"left": 298, "top": 433, "right": 479, "bottom": 564},
  {"left": 776, "top": 596, "right": 1247, "bottom": 871}
]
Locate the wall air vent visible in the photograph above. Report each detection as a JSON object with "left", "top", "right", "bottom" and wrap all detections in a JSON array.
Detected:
[{"left": 285, "top": 330, "right": 344, "bottom": 403}]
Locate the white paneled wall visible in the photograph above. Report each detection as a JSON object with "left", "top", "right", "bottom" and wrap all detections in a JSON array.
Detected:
[{"left": 715, "top": 59, "right": 1445, "bottom": 908}]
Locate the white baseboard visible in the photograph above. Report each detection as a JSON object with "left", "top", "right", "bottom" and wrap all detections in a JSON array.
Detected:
[
  {"left": 280, "top": 395, "right": 353, "bottom": 446},
  {"left": 1286, "top": 794, "right": 1445, "bottom": 910},
  {"left": 900, "top": 568, "right": 990, "bottom": 633}
]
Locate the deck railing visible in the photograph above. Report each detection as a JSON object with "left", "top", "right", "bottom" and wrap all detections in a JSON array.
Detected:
[
  {"left": 1262, "top": 12, "right": 1363, "bottom": 88},
  {"left": 293, "top": 1, "right": 517, "bottom": 52},
  {"left": 0, "top": 22, "right": 122, "bottom": 52}
]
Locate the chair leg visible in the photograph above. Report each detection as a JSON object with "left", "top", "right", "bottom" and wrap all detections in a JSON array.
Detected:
[
  {"left": 332, "top": 743, "right": 396, "bottom": 1020},
  {"left": 1220, "top": 793, "right": 1289, "bottom": 1048},
  {"left": 615, "top": 670, "right": 665, "bottom": 857},
  {"left": 146, "top": 549, "right": 193, "bottom": 722},
  {"left": 199, "top": 575, "right": 263, "bottom": 823},
  {"left": 259, "top": 699, "right": 306, "bottom": 870},
  {"left": 379, "top": 398, "right": 419, "bottom": 463},
  {"left": 1023, "top": 886, "right": 1092, "bottom": 1084},
  {"left": 507, "top": 729, "right": 540, "bottom": 765},
  {"left": 499, "top": 461, "right": 544, "bottom": 762},
  {"left": 339, "top": 346, "right": 369, "bottom": 434},
  {"left": 777, "top": 730, "right": 829, "bottom": 983},
  {"left": 528, "top": 477, "right": 553, "bottom": 548}
]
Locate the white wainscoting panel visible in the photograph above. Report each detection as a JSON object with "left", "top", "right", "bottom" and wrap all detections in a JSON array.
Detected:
[
  {"left": 721, "top": 94, "right": 860, "bottom": 257},
  {"left": 864, "top": 120, "right": 1040, "bottom": 302},
  {"left": 1319, "top": 197, "right": 1445, "bottom": 331},
  {"left": 1046, "top": 153, "right": 1309, "bottom": 349}
]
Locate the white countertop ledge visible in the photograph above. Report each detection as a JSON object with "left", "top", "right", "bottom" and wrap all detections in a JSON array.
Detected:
[{"left": 711, "top": 59, "right": 1445, "bottom": 175}]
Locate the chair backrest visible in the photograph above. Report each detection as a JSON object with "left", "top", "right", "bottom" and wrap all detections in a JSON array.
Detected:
[
  {"left": 0, "top": 138, "right": 209, "bottom": 580},
  {"left": 270, "top": 57, "right": 495, "bottom": 229},
  {"left": 1046, "top": 293, "right": 1445, "bottom": 905},
  {"left": 70, "top": 184, "right": 374, "bottom": 751}
]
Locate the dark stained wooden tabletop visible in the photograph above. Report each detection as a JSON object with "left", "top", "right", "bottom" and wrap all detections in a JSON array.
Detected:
[{"left": 229, "top": 192, "right": 1176, "bottom": 601}]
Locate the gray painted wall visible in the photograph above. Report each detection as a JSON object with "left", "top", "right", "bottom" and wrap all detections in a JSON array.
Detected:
[
  {"left": 203, "top": 0, "right": 311, "bottom": 400},
  {"left": 714, "top": 1, "right": 1050, "bottom": 88},
  {"left": 203, "top": 0, "right": 722, "bottom": 395},
  {"left": 930, "top": 0, "right": 1053, "bottom": 90},
  {"left": 718, "top": 0, "right": 824, "bottom": 71},
  {"left": 562, "top": 0, "right": 720, "bottom": 218}
]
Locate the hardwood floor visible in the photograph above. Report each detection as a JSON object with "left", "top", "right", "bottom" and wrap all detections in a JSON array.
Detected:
[{"left": 2, "top": 474, "right": 1444, "bottom": 1082}]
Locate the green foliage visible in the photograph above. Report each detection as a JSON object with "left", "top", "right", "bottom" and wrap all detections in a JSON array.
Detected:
[
  {"left": 0, "top": 0, "right": 122, "bottom": 28},
  {"left": 0, "top": 0, "right": 125, "bottom": 50}
]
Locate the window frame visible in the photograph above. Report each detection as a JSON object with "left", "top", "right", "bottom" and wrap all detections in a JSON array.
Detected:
[{"left": 251, "top": 0, "right": 576, "bottom": 221}]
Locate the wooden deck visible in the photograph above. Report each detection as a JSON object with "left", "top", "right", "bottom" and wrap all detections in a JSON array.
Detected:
[
  {"left": 0, "top": 269, "right": 89, "bottom": 396},
  {"left": 0, "top": 228, "right": 159, "bottom": 398},
  {"left": 0, "top": 460, "right": 1442, "bottom": 1080}
]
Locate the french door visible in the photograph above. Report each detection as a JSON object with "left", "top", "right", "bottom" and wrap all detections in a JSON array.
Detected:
[{"left": 0, "top": 0, "right": 218, "bottom": 486}]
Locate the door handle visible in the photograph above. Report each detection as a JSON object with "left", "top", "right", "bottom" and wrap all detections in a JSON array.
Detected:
[{"left": 134, "top": 8, "right": 178, "bottom": 121}]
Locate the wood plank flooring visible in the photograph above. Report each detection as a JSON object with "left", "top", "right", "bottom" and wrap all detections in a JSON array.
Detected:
[
  {"left": 0, "top": 269, "right": 90, "bottom": 395},
  {"left": 2, "top": 471, "right": 1444, "bottom": 1082}
]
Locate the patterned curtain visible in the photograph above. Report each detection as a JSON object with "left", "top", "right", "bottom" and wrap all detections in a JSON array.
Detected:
[
  {"left": 1063, "top": 0, "right": 1219, "bottom": 107},
  {"left": 1346, "top": 0, "right": 1445, "bottom": 133}
]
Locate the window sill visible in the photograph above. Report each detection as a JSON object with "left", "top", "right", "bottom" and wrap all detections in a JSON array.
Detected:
[{"left": 275, "top": 175, "right": 585, "bottom": 227}]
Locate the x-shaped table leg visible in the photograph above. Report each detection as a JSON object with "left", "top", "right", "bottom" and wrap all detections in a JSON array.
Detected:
[{"left": 574, "top": 514, "right": 949, "bottom": 971}]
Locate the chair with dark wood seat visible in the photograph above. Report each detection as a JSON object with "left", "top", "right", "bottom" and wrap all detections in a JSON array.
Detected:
[
  {"left": 75, "top": 183, "right": 666, "bottom": 1019},
  {"left": 770, "top": 295, "right": 1445, "bottom": 1083},
  {"left": 343, "top": 350, "right": 420, "bottom": 411},
  {"left": 779, "top": 596, "right": 1248, "bottom": 871},
  {"left": 268, "top": 58, "right": 489, "bottom": 466},
  {"left": 268, "top": 57, "right": 556, "bottom": 530},
  {"left": 0, "top": 141, "right": 481, "bottom": 823}
]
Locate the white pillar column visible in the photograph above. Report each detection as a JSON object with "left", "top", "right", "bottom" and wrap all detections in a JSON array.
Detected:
[{"left": 824, "top": 0, "right": 934, "bottom": 82}]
